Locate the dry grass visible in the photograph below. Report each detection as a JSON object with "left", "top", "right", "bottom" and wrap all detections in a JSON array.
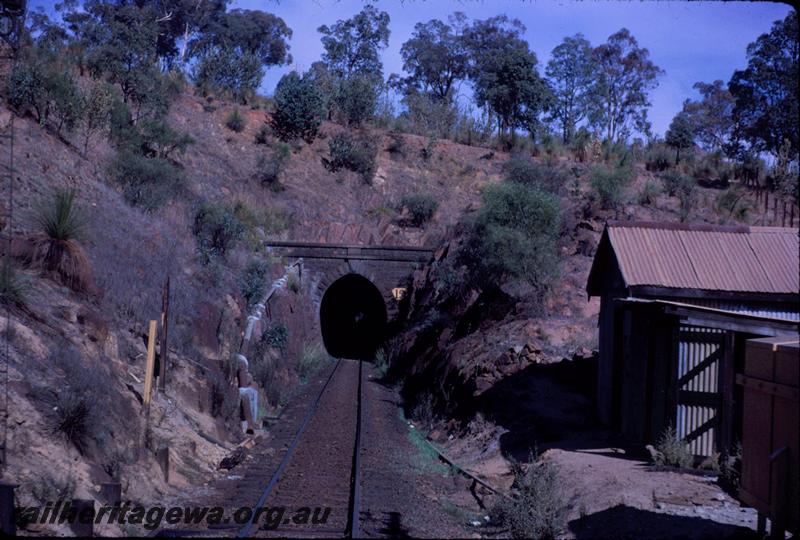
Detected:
[
  {"left": 16, "top": 234, "right": 93, "bottom": 292},
  {"left": 28, "top": 347, "right": 117, "bottom": 454},
  {"left": 24, "top": 472, "right": 77, "bottom": 505},
  {"left": 410, "top": 392, "right": 435, "bottom": 429},
  {"left": 491, "top": 456, "right": 567, "bottom": 539},
  {"left": 297, "top": 343, "right": 329, "bottom": 382},
  {"left": 286, "top": 271, "right": 301, "bottom": 293},
  {"left": 654, "top": 425, "right": 693, "bottom": 469},
  {"left": 85, "top": 197, "right": 209, "bottom": 358},
  {"left": 374, "top": 337, "right": 405, "bottom": 379},
  {"left": 374, "top": 347, "right": 390, "bottom": 378}
]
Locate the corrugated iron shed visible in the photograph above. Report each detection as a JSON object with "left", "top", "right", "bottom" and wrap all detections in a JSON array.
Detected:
[{"left": 587, "top": 222, "right": 800, "bottom": 295}]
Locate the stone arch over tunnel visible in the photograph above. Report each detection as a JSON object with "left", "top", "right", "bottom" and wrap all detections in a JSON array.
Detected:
[{"left": 320, "top": 273, "right": 387, "bottom": 360}]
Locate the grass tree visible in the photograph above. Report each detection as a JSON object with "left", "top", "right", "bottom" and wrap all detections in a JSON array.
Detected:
[
  {"left": 18, "top": 189, "right": 93, "bottom": 293},
  {"left": 225, "top": 108, "right": 246, "bottom": 132}
]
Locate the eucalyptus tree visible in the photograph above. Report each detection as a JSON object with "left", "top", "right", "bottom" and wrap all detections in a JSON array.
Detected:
[
  {"left": 189, "top": 8, "right": 292, "bottom": 102},
  {"left": 589, "top": 28, "right": 663, "bottom": 142},
  {"left": 681, "top": 80, "right": 735, "bottom": 153},
  {"left": 462, "top": 16, "right": 552, "bottom": 143},
  {"left": 729, "top": 11, "right": 798, "bottom": 160},
  {"left": 397, "top": 14, "right": 469, "bottom": 103},
  {"left": 317, "top": 4, "right": 390, "bottom": 85},
  {"left": 545, "top": 33, "right": 595, "bottom": 143}
]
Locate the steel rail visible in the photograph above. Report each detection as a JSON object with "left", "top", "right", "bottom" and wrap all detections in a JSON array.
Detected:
[
  {"left": 237, "top": 357, "right": 365, "bottom": 538},
  {"left": 237, "top": 358, "right": 343, "bottom": 538},
  {"left": 347, "top": 360, "right": 364, "bottom": 538}
]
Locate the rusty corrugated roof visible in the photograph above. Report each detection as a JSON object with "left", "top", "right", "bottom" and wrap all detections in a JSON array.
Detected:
[{"left": 602, "top": 222, "right": 799, "bottom": 294}]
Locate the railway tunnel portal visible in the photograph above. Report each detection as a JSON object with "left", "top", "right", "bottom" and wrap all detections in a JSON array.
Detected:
[
  {"left": 265, "top": 242, "right": 435, "bottom": 359},
  {"left": 320, "top": 274, "right": 387, "bottom": 359}
]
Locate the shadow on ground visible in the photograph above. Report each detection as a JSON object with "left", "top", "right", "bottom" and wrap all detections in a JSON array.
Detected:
[
  {"left": 569, "top": 504, "right": 757, "bottom": 540},
  {"left": 477, "top": 356, "right": 613, "bottom": 461}
]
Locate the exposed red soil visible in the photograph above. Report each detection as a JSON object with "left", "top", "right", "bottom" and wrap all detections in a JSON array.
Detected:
[{"left": 423, "top": 358, "right": 762, "bottom": 539}]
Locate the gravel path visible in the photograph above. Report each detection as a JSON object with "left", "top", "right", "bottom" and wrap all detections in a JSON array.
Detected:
[{"left": 359, "top": 365, "right": 474, "bottom": 538}]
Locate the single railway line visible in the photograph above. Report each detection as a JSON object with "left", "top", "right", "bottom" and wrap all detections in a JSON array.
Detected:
[
  {"left": 237, "top": 358, "right": 365, "bottom": 538},
  {"left": 155, "top": 358, "right": 367, "bottom": 538}
]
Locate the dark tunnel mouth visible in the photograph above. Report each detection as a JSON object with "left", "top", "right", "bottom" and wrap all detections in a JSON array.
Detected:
[{"left": 320, "top": 273, "right": 387, "bottom": 360}]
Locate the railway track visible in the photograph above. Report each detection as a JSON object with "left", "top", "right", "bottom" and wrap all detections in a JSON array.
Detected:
[
  {"left": 154, "top": 358, "right": 367, "bottom": 538},
  {"left": 236, "top": 358, "right": 365, "bottom": 538}
]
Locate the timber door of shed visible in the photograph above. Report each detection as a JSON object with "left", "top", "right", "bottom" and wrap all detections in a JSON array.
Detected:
[{"left": 674, "top": 325, "right": 726, "bottom": 457}]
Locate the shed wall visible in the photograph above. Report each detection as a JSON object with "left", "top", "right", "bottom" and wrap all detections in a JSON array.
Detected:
[
  {"left": 602, "top": 298, "right": 794, "bottom": 458},
  {"left": 739, "top": 339, "right": 799, "bottom": 534}
]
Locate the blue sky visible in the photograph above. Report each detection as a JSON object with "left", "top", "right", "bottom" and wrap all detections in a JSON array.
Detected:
[
  {"left": 234, "top": 0, "right": 793, "bottom": 137},
  {"left": 29, "top": 0, "right": 795, "bottom": 137}
]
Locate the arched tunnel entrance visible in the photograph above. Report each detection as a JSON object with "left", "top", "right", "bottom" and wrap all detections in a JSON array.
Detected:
[{"left": 320, "top": 273, "right": 387, "bottom": 360}]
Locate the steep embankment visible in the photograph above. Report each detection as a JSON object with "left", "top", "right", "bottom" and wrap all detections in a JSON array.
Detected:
[
  {"left": 0, "top": 90, "right": 507, "bottom": 534},
  {"left": 387, "top": 148, "right": 763, "bottom": 462},
  {"left": 1, "top": 111, "right": 240, "bottom": 535},
  {"left": 167, "top": 94, "right": 507, "bottom": 245}
]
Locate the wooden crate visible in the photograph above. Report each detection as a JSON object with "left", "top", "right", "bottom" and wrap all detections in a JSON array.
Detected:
[{"left": 738, "top": 337, "right": 799, "bottom": 536}]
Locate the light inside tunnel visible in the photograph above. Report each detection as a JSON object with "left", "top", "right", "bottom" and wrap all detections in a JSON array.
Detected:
[{"left": 320, "top": 273, "right": 387, "bottom": 360}]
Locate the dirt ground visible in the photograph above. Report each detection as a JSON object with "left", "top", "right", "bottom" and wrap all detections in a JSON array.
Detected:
[
  {"left": 429, "top": 359, "right": 765, "bottom": 540},
  {"left": 360, "top": 366, "right": 479, "bottom": 538},
  {"left": 549, "top": 447, "right": 759, "bottom": 539},
  {"left": 435, "top": 441, "right": 761, "bottom": 539}
]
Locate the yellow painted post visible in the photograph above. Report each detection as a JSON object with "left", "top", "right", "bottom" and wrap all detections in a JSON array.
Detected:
[{"left": 143, "top": 320, "right": 157, "bottom": 411}]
